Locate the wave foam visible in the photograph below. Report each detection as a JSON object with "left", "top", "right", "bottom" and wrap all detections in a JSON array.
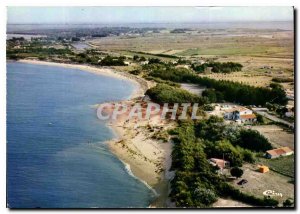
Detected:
[{"left": 120, "top": 159, "right": 159, "bottom": 197}]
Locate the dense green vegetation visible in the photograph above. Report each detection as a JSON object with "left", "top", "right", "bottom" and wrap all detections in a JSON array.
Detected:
[
  {"left": 148, "top": 58, "right": 162, "bottom": 64},
  {"left": 194, "top": 117, "right": 260, "bottom": 166},
  {"left": 70, "top": 53, "right": 127, "bottom": 66},
  {"left": 192, "top": 61, "right": 243, "bottom": 73},
  {"left": 202, "top": 88, "right": 224, "bottom": 103},
  {"left": 98, "top": 56, "right": 126, "bottom": 66},
  {"left": 130, "top": 51, "right": 179, "bottom": 59},
  {"left": 145, "top": 64, "right": 288, "bottom": 106},
  {"left": 133, "top": 55, "right": 146, "bottom": 62},
  {"left": 7, "top": 40, "right": 129, "bottom": 66},
  {"left": 170, "top": 28, "right": 193, "bottom": 34},
  {"left": 145, "top": 84, "right": 206, "bottom": 104},
  {"left": 169, "top": 118, "right": 278, "bottom": 207},
  {"left": 144, "top": 76, "right": 180, "bottom": 87},
  {"left": 7, "top": 45, "right": 73, "bottom": 60},
  {"left": 234, "top": 129, "right": 272, "bottom": 152}
]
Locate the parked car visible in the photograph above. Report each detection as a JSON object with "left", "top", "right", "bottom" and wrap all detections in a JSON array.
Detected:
[{"left": 237, "top": 179, "right": 248, "bottom": 185}]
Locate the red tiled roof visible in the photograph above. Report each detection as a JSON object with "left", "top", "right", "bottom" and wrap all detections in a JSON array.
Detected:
[
  {"left": 209, "top": 158, "right": 229, "bottom": 169},
  {"left": 266, "top": 147, "right": 293, "bottom": 156},
  {"left": 240, "top": 114, "right": 256, "bottom": 119}
]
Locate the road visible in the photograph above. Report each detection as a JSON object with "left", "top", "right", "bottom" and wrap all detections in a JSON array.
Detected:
[{"left": 254, "top": 110, "right": 294, "bottom": 128}]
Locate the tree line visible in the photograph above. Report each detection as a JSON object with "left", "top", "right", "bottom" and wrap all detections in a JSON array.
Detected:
[
  {"left": 146, "top": 65, "right": 288, "bottom": 106},
  {"left": 192, "top": 61, "right": 243, "bottom": 73}
]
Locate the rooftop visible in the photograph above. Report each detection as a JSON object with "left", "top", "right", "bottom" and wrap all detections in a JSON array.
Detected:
[
  {"left": 266, "top": 147, "right": 293, "bottom": 156},
  {"left": 209, "top": 158, "right": 230, "bottom": 169},
  {"left": 240, "top": 114, "right": 257, "bottom": 119}
]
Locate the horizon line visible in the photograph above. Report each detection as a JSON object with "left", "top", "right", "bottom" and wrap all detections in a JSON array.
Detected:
[{"left": 7, "top": 20, "right": 293, "bottom": 25}]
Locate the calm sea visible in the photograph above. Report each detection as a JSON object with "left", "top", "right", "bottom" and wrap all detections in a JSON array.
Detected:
[{"left": 7, "top": 62, "right": 155, "bottom": 208}]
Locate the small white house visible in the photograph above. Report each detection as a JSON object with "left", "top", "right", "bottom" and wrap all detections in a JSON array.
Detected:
[
  {"left": 224, "top": 107, "right": 256, "bottom": 123},
  {"left": 140, "top": 61, "right": 149, "bottom": 65}
]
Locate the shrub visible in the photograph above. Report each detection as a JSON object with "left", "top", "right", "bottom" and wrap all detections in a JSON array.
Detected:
[
  {"left": 230, "top": 167, "right": 244, "bottom": 178},
  {"left": 283, "top": 198, "right": 294, "bottom": 207},
  {"left": 148, "top": 58, "right": 162, "bottom": 64}
]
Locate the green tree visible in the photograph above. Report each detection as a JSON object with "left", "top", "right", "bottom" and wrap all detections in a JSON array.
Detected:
[
  {"left": 241, "top": 149, "right": 255, "bottom": 163},
  {"left": 256, "top": 114, "right": 264, "bottom": 123},
  {"left": 230, "top": 167, "right": 243, "bottom": 178},
  {"left": 202, "top": 89, "right": 217, "bottom": 103},
  {"left": 236, "top": 129, "right": 272, "bottom": 152},
  {"left": 214, "top": 140, "right": 243, "bottom": 167},
  {"left": 283, "top": 198, "right": 294, "bottom": 207},
  {"left": 133, "top": 55, "right": 139, "bottom": 61},
  {"left": 148, "top": 58, "right": 161, "bottom": 64},
  {"left": 193, "top": 187, "right": 217, "bottom": 207}
]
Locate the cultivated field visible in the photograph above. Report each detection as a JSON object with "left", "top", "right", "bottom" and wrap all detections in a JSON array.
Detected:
[{"left": 89, "top": 28, "right": 294, "bottom": 94}]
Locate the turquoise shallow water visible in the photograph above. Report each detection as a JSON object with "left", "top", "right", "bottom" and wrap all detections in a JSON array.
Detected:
[{"left": 7, "top": 62, "right": 154, "bottom": 208}]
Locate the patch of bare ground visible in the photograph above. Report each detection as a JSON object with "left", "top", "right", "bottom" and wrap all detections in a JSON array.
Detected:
[
  {"left": 250, "top": 125, "right": 294, "bottom": 149},
  {"left": 213, "top": 198, "right": 252, "bottom": 208},
  {"left": 229, "top": 164, "right": 294, "bottom": 204}
]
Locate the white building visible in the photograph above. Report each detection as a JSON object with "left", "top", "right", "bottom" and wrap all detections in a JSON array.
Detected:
[
  {"left": 140, "top": 61, "right": 149, "bottom": 65},
  {"left": 224, "top": 107, "right": 257, "bottom": 123}
]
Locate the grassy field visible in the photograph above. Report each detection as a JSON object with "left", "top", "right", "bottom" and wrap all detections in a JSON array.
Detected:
[
  {"left": 89, "top": 30, "right": 293, "bottom": 58},
  {"left": 175, "top": 46, "right": 290, "bottom": 57},
  {"left": 257, "top": 155, "right": 295, "bottom": 178},
  {"left": 198, "top": 54, "right": 294, "bottom": 92},
  {"left": 88, "top": 28, "right": 294, "bottom": 93}
]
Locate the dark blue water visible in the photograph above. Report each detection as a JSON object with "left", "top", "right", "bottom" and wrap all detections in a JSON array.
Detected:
[{"left": 7, "top": 62, "right": 154, "bottom": 208}]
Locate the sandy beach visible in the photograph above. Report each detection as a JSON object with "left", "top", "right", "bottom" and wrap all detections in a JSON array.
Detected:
[
  {"left": 105, "top": 99, "right": 175, "bottom": 207},
  {"left": 17, "top": 59, "right": 173, "bottom": 207}
]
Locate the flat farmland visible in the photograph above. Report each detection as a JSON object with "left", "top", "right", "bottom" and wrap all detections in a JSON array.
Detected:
[
  {"left": 89, "top": 29, "right": 294, "bottom": 93},
  {"left": 88, "top": 30, "right": 293, "bottom": 58}
]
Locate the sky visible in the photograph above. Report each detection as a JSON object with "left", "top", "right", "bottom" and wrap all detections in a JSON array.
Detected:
[{"left": 7, "top": 7, "right": 293, "bottom": 24}]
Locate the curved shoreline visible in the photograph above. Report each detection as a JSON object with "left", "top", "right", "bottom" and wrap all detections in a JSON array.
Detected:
[
  {"left": 18, "top": 59, "right": 147, "bottom": 99},
  {"left": 15, "top": 59, "right": 171, "bottom": 208}
]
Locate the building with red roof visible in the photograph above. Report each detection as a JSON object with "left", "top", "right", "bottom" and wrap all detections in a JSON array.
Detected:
[{"left": 265, "top": 147, "right": 294, "bottom": 159}]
